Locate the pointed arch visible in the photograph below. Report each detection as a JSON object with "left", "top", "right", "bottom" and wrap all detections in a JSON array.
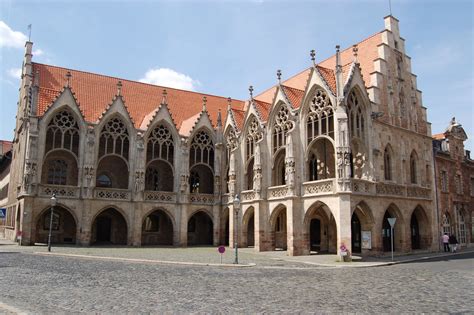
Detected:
[
  {"left": 189, "top": 128, "right": 215, "bottom": 193},
  {"left": 410, "top": 205, "right": 431, "bottom": 250},
  {"left": 269, "top": 204, "right": 287, "bottom": 251},
  {"left": 141, "top": 208, "right": 175, "bottom": 245},
  {"left": 305, "top": 88, "right": 334, "bottom": 143},
  {"left": 242, "top": 206, "right": 255, "bottom": 247},
  {"left": 187, "top": 210, "right": 213, "bottom": 245},
  {"left": 347, "top": 87, "right": 367, "bottom": 141},
  {"left": 91, "top": 207, "right": 128, "bottom": 245},
  {"left": 382, "top": 204, "right": 405, "bottom": 252},
  {"left": 303, "top": 201, "right": 337, "bottom": 253},
  {"left": 306, "top": 137, "right": 335, "bottom": 181},
  {"left": 271, "top": 102, "right": 292, "bottom": 154},
  {"left": 384, "top": 144, "right": 394, "bottom": 181},
  {"left": 34, "top": 205, "right": 78, "bottom": 244},
  {"left": 410, "top": 150, "right": 418, "bottom": 184}
]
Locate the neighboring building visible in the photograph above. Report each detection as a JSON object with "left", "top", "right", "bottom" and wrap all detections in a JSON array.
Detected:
[
  {"left": 433, "top": 118, "right": 474, "bottom": 248},
  {"left": 5, "top": 15, "right": 440, "bottom": 256},
  {"left": 0, "top": 140, "right": 13, "bottom": 239}
]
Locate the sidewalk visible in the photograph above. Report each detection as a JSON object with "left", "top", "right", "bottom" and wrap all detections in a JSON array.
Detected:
[{"left": 0, "top": 239, "right": 472, "bottom": 269}]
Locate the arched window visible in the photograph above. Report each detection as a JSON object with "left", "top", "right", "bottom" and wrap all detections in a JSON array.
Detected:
[
  {"left": 45, "top": 110, "right": 80, "bottom": 156},
  {"left": 384, "top": 146, "right": 392, "bottom": 181},
  {"left": 47, "top": 160, "right": 68, "bottom": 185},
  {"left": 307, "top": 139, "right": 335, "bottom": 181},
  {"left": 189, "top": 130, "right": 214, "bottom": 194},
  {"left": 98, "top": 117, "right": 130, "bottom": 160},
  {"left": 272, "top": 105, "right": 292, "bottom": 154},
  {"left": 145, "top": 124, "right": 175, "bottom": 192},
  {"left": 246, "top": 117, "right": 262, "bottom": 161},
  {"left": 146, "top": 124, "right": 174, "bottom": 164},
  {"left": 410, "top": 151, "right": 417, "bottom": 184},
  {"left": 442, "top": 213, "right": 451, "bottom": 235},
  {"left": 190, "top": 130, "right": 214, "bottom": 170},
  {"left": 307, "top": 89, "right": 334, "bottom": 143},
  {"left": 347, "top": 90, "right": 365, "bottom": 140},
  {"left": 458, "top": 210, "right": 466, "bottom": 244}
]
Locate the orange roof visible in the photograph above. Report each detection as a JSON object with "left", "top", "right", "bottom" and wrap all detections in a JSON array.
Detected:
[
  {"left": 0, "top": 140, "right": 13, "bottom": 155},
  {"left": 319, "top": 32, "right": 383, "bottom": 88},
  {"left": 282, "top": 85, "right": 305, "bottom": 109},
  {"left": 433, "top": 133, "right": 446, "bottom": 140},
  {"left": 254, "top": 100, "right": 272, "bottom": 122},
  {"left": 232, "top": 109, "right": 246, "bottom": 130},
  {"left": 33, "top": 63, "right": 245, "bottom": 132}
]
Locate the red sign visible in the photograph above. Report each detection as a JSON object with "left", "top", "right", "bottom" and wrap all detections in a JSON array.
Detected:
[{"left": 218, "top": 246, "right": 225, "bottom": 254}]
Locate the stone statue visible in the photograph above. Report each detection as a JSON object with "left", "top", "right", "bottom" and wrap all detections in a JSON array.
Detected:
[{"left": 337, "top": 152, "right": 344, "bottom": 178}]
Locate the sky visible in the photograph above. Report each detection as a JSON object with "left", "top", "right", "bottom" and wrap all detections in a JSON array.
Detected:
[{"left": 0, "top": 0, "right": 472, "bottom": 150}]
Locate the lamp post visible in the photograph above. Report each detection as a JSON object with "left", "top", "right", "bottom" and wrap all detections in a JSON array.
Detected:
[
  {"left": 48, "top": 194, "right": 57, "bottom": 252},
  {"left": 233, "top": 194, "right": 241, "bottom": 264}
]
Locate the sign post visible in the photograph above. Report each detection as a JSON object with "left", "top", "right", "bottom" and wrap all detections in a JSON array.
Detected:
[
  {"left": 218, "top": 246, "right": 225, "bottom": 264},
  {"left": 388, "top": 218, "right": 397, "bottom": 261}
]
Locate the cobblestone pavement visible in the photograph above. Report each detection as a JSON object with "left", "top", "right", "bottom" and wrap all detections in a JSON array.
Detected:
[{"left": 0, "top": 250, "right": 472, "bottom": 313}]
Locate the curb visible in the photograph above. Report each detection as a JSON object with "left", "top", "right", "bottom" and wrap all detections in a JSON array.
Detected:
[{"left": 33, "top": 251, "right": 256, "bottom": 268}]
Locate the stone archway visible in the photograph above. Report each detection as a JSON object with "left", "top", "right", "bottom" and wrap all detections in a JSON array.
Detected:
[
  {"left": 35, "top": 206, "right": 77, "bottom": 244},
  {"left": 141, "top": 209, "right": 174, "bottom": 245},
  {"left": 352, "top": 202, "right": 375, "bottom": 253},
  {"left": 304, "top": 202, "right": 337, "bottom": 254},
  {"left": 187, "top": 211, "right": 213, "bottom": 245},
  {"left": 410, "top": 206, "right": 431, "bottom": 250},
  {"left": 270, "top": 206, "right": 287, "bottom": 250},
  {"left": 382, "top": 204, "right": 405, "bottom": 252},
  {"left": 242, "top": 207, "right": 255, "bottom": 248},
  {"left": 91, "top": 208, "right": 128, "bottom": 245}
]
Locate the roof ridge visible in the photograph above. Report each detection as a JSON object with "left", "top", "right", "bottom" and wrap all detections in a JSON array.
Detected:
[
  {"left": 318, "top": 31, "right": 382, "bottom": 65},
  {"left": 32, "top": 62, "right": 245, "bottom": 104}
]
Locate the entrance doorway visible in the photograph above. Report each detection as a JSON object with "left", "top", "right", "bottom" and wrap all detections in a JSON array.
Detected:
[
  {"left": 310, "top": 219, "right": 321, "bottom": 251},
  {"left": 351, "top": 213, "right": 361, "bottom": 253},
  {"left": 187, "top": 211, "right": 213, "bottom": 245},
  {"left": 382, "top": 212, "right": 395, "bottom": 252},
  {"left": 247, "top": 216, "right": 255, "bottom": 247},
  {"left": 411, "top": 214, "right": 420, "bottom": 250},
  {"left": 97, "top": 216, "right": 111, "bottom": 242}
]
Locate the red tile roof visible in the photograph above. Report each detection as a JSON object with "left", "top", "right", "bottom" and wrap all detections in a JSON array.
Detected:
[
  {"left": 281, "top": 85, "right": 305, "bottom": 109},
  {"left": 0, "top": 140, "right": 13, "bottom": 156},
  {"left": 254, "top": 100, "right": 272, "bottom": 122},
  {"left": 432, "top": 133, "right": 446, "bottom": 140},
  {"left": 33, "top": 63, "right": 245, "bottom": 132},
  {"left": 232, "top": 109, "right": 246, "bottom": 130}
]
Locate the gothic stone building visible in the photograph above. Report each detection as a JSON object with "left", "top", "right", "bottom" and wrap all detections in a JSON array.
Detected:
[
  {"left": 433, "top": 119, "right": 474, "bottom": 247},
  {"left": 4, "top": 16, "right": 444, "bottom": 256}
]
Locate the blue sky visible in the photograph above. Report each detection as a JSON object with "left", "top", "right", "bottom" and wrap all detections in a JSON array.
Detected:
[{"left": 1, "top": 0, "right": 472, "bottom": 150}]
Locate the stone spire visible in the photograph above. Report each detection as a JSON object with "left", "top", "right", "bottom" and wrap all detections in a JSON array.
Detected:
[
  {"left": 335, "top": 45, "right": 343, "bottom": 102},
  {"left": 352, "top": 44, "right": 359, "bottom": 64},
  {"left": 217, "top": 109, "right": 222, "bottom": 128},
  {"left": 117, "top": 80, "right": 122, "bottom": 96},
  {"left": 277, "top": 69, "right": 282, "bottom": 84},
  {"left": 161, "top": 89, "right": 168, "bottom": 106},
  {"left": 227, "top": 97, "right": 232, "bottom": 111},
  {"left": 65, "top": 71, "right": 72, "bottom": 88},
  {"left": 249, "top": 85, "right": 254, "bottom": 100},
  {"left": 310, "top": 49, "right": 316, "bottom": 67},
  {"left": 202, "top": 96, "right": 207, "bottom": 112}
]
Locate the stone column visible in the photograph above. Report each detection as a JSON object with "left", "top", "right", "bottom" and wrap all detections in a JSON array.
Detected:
[
  {"left": 286, "top": 199, "right": 305, "bottom": 256},
  {"left": 335, "top": 194, "right": 352, "bottom": 256}
]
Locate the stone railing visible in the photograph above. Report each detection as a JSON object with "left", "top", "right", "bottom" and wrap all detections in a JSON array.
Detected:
[
  {"left": 38, "top": 184, "right": 80, "bottom": 198},
  {"left": 407, "top": 186, "right": 431, "bottom": 199},
  {"left": 241, "top": 190, "right": 256, "bottom": 202},
  {"left": 268, "top": 185, "right": 288, "bottom": 199},
  {"left": 144, "top": 191, "right": 177, "bottom": 203},
  {"left": 188, "top": 193, "right": 215, "bottom": 205},
  {"left": 375, "top": 182, "right": 405, "bottom": 196},
  {"left": 302, "top": 179, "right": 334, "bottom": 196},
  {"left": 352, "top": 179, "right": 376, "bottom": 195},
  {"left": 94, "top": 188, "right": 131, "bottom": 201},
  {"left": 221, "top": 193, "right": 231, "bottom": 205}
]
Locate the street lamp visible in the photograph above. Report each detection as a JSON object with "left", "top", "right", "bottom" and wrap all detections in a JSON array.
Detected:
[
  {"left": 48, "top": 194, "right": 57, "bottom": 252},
  {"left": 233, "top": 193, "right": 241, "bottom": 264}
]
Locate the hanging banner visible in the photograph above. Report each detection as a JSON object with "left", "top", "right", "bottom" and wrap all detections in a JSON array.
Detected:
[{"left": 362, "top": 231, "right": 372, "bottom": 249}]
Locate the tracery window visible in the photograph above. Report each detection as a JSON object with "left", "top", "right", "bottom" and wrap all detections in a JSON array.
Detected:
[
  {"left": 307, "top": 89, "right": 334, "bottom": 143},
  {"left": 190, "top": 130, "right": 214, "bottom": 169},
  {"left": 246, "top": 117, "right": 262, "bottom": 161},
  {"left": 384, "top": 146, "right": 392, "bottom": 181},
  {"left": 347, "top": 90, "right": 365, "bottom": 140},
  {"left": 272, "top": 105, "right": 292, "bottom": 154},
  {"left": 441, "top": 170, "right": 448, "bottom": 192},
  {"left": 98, "top": 117, "right": 130, "bottom": 160},
  {"left": 458, "top": 210, "right": 466, "bottom": 244},
  {"left": 410, "top": 151, "right": 417, "bottom": 184},
  {"left": 45, "top": 110, "right": 80, "bottom": 156},
  {"left": 146, "top": 125, "right": 174, "bottom": 164},
  {"left": 442, "top": 214, "right": 451, "bottom": 235},
  {"left": 455, "top": 174, "right": 462, "bottom": 195},
  {"left": 47, "top": 160, "right": 68, "bottom": 185}
]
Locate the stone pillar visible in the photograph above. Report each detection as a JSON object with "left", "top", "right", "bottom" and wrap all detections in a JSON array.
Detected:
[
  {"left": 255, "top": 200, "right": 271, "bottom": 252},
  {"left": 336, "top": 194, "right": 352, "bottom": 256},
  {"left": 131, "top": 203, "right": 142, "bottom": 246},
  {"left": 179, "top": 204, "right": 188, "bottom": 247},
  {"left": 286, "top": 199, "right": 305, "bottom": 256},
  {"left": 285, "top": 131, "right": 296, "bottom": 196}
]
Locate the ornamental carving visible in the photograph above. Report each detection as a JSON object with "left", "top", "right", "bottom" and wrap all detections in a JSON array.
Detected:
[{"left": 226, "top": 128, "right": 238, "bottom": 152}]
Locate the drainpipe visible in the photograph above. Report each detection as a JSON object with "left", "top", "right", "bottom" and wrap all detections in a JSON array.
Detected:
[{"left": 432, "top": 144, "right": 441, "bottom": 252}]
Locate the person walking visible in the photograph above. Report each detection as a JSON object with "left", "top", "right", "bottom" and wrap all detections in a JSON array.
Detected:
[
  {"left": 442, "top": 233, "right": 450, "bottom": 252},
  {"left": 449, "top": 234, "right": 458, "bottom": 253}
]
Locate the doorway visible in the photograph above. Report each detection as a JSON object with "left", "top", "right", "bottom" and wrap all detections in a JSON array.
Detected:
[
  {"left": 310, "top": 218, "right": 321, "bottom": 251},
  {"left": 351, "top": 213, "right": 361, "bottom": 253},
  {"left": 96, "top": 216, "right": 112, "bottom": 242}
]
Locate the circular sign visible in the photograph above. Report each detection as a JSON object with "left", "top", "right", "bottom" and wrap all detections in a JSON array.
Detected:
[{"left": 218, "top": 246, "right": 225, "bottom": 254}]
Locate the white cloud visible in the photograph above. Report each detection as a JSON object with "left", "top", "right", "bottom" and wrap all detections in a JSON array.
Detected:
[
  {"left": 7, "top": 68, "right": 22, "bottom": 80},
  {"left": 139, "top": 68, "right": 200, "bottom": 91},
  {"left": 33, "top": 48, "right": 44, "bottom": 56},
  {"left": 0, "top": 21, "right": 28, "bottom": 49}
]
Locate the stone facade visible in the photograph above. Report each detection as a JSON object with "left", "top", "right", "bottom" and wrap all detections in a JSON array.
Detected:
[
  {"left": 433, "top": 119, "right": 474, "bottom": 247},
  {"left": 3, "top": 16, "right": 446, "bottom": 256}
]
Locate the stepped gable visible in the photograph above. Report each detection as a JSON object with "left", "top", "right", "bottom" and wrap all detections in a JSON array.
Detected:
[{"left": 32, "top": 63, "right": 245, "bottom": 131}]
